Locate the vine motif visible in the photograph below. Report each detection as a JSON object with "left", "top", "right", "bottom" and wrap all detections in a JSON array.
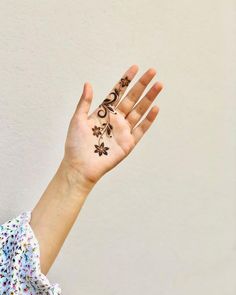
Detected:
[{"left": 92, "top": 76, "right": 131, "bottom": 156}]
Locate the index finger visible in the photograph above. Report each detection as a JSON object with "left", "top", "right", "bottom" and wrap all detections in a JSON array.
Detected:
[{"left": 99, "top": 65, "right": 139, "bottom": 115}]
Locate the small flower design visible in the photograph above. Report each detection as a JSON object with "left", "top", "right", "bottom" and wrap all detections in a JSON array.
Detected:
[
  {"left": 119, "top": 76, "right": 131, "bottom": 87},
  {"left": 92, "top": 125, "right": 102, "bottom": 137},
  {"left": 94, "top": 142, "right": 109, "bottom": 156}
]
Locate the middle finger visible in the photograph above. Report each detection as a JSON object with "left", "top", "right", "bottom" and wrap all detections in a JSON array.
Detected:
[{"left": 116, "top": 67, "right": 157, "bottom": 117}]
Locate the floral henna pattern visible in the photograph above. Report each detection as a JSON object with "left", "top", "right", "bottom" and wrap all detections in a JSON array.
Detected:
[
  {"left": 94, "top": 142, "right": 109, "bottom": 156},
  {"left": 92, "top": 125, "right": 102, "bottom": 137},
  {"left": 92, "top": 76, "right": 131, "bottom": 156}
]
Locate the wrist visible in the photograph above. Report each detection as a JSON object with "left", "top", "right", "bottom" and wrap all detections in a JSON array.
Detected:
[{"left": 57, "top": 159, "right": 97, "bottom": 194}]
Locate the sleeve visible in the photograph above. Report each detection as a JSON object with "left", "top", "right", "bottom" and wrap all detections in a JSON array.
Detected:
[{"left": 0, "top": 211, "right": 62, "bottom": 295}]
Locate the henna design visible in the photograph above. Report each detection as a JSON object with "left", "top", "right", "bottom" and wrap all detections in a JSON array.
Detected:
[
  {"left": 92, "top": 76, "right": 131, "bottom": 156},
  {"left": 94, "top": 142, "right": 109, "bottom": 156}
]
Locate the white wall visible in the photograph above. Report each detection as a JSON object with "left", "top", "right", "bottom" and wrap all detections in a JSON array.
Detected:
[{"left": 0, "top": 1, "right": 235, "bottom": 294}]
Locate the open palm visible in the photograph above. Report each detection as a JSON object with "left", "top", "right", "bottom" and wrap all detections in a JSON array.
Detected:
[{"left": 63, "top": 65, "right": 163, "bottom": 184}]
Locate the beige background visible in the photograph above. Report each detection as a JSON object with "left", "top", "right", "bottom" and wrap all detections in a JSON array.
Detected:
[{"left": 0, "top": 1, "right": 235, "bottom": 294}]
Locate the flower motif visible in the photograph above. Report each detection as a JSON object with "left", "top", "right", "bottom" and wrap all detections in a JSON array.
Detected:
[
  {"left": 92, "top": 125, "right": 102, "bottom": 137},
  {"left": 119, "top": 76, "right": 131, "bottom": 87},
  {"left": 94, "top": 142, "right": 109, "bottom": 156}
]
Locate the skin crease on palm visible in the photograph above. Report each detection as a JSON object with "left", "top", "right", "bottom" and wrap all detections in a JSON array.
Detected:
[{"left": 62, "top": 64, "right": 164, "bottom": 185}]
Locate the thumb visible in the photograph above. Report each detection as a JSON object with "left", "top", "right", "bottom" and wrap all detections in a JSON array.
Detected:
[{"left": 75, "top": 82, "right": 93, "bottom": 117}]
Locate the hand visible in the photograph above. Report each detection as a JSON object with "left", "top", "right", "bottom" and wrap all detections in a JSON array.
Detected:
[{"left": 62, "top": 65, "right": 163, "bottom": 185}]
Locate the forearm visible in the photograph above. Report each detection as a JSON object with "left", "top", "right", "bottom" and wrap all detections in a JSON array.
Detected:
[
  {"left": 28, "top": 65, "right": 162, "bottom": 276},
  {"left": 29, "top": 159, "right": 96, "bottom": 275}
]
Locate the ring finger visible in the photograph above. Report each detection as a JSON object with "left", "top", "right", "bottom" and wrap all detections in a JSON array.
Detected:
[{"left": 126, "top": 82, "right": 163, "bottom": 130}]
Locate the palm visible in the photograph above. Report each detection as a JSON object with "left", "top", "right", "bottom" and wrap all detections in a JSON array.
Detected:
[
  {"left": 63, "top": 65, "right": 163, "bottom": 184},
  {"left": 87, "top": 107, "right": 135, "bottom": 171}
]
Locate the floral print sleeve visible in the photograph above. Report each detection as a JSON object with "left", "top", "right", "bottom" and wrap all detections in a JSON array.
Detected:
[{"left": 0, "top": 211, "right": 62, "bottom": 294}]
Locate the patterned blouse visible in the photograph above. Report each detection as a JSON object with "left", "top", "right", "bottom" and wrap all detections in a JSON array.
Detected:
[{"left": 0, "top": 211, "right": 61, "bottom": 294}]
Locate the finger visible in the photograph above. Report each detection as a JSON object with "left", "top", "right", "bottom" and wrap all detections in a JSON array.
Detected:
[
  {"left": 125, "top": 82, "right": 163, "bottom": 129},
  {"left": 116, "top": 67, "right": 157, "bottom": 117},
  {"left": 74, "top": 82, "right": 93, "bottom": 118},
  {"left": 131, "top": 105, "right": 160, "bottom": 145},
  {"left": 100, "top": 65, "right": 139, "bottom": 113}
]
